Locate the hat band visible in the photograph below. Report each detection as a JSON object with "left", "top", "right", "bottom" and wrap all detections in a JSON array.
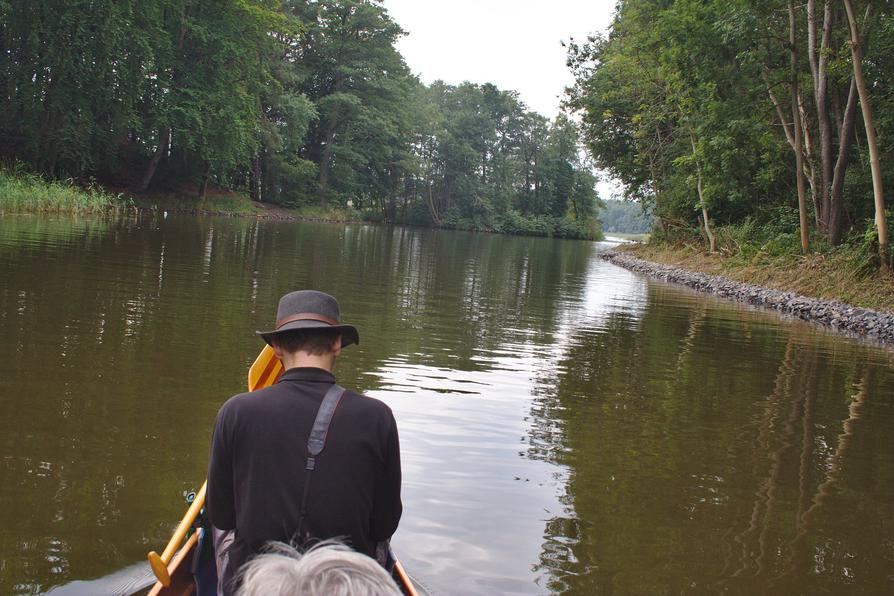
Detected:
[{"left": 275, "top": 312, "right": 339, "bottom": 330}]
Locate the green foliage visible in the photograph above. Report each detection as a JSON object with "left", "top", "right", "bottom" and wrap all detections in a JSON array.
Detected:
[
  {"left": 283, "top": 204, "right": 364, "bottom": 222},
  {"left": 599, "top": 200, "right": 654, "bottom": 234},
  {"left": 566, "top": 0, "right": 894, "bottom": 262},
  {"left": 439, "top": 210, "right": 602, "bottom": 240},
  {"left": 850, "top": 213, "right": 894, "bottom": 272},
  {"left": 0, "top": 0, "right": 600, "bottom": 240},
  {"left": 0, "top": 169, "right": 124, "bottom": 213},
  {"left": 0, "top": 0, "right": 285, "bottom": 187}
]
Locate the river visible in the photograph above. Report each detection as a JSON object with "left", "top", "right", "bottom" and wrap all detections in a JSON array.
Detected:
[{"left": 1, "top": 215, "right": 892, "bottom": 595}]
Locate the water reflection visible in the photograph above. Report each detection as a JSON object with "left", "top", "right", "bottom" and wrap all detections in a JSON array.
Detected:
[
  {"left": 532, "top": 276, "right": 894, "bottom": 594},
  {"left": 1, "top": 217, "right": 893, "bottom": 595}
]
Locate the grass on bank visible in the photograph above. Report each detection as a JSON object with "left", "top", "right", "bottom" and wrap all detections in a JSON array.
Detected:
[
  {"left": 0, "top": 170, "right": 363, "bottom": 221},
  {"left": 0, "top": 170, "right": 124, "bottom": 214},
  {"left": 624, "top": 223, "right": 894, "bottom": 312}
]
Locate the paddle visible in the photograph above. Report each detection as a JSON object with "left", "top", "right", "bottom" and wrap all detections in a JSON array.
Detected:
[
  {"left": 394, "top": 558, "right": 420, "bottom": 596},
  {"left": 147, "top": 345, "right": 282, "bottom": 587}
]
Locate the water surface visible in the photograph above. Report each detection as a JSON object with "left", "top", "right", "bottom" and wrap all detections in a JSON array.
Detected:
[{"left": 1, "top": 215, "right": 892, "bottom": 594}]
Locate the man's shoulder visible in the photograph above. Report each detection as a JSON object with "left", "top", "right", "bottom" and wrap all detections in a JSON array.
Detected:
[
  {"left": 218, "top": 385, "right": 281, "bottom": 417},
  {"left": 341, "top": 388, "right": 395, "bottom": 419}
]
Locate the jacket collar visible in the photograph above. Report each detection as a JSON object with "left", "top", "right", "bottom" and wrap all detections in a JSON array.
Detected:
[{"left": 278, "top": 367, "right": 336, "bottom": 384}]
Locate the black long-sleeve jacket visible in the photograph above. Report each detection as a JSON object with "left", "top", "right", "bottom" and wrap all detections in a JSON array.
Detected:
[{"left": 206, "top": 367, "right": 402, "bottom": 591}]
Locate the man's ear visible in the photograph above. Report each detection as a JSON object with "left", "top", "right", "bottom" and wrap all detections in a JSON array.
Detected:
[
  {"left": 331, "top": 335, "right": 343, "bottom": 358},
  {"left": 271, "top": 340, "right": 285, "bottom": 361}
]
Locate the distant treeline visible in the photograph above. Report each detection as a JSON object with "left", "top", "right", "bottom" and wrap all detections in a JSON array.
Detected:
[
  {"left": 599, "top": 200, "right": 654, "bottom": 234},
  {"left": 566, "top": 0, "right": 893, "bottom": 265},
  {"left": 0, "top": 1, "right": 599, "bottom": 239}
]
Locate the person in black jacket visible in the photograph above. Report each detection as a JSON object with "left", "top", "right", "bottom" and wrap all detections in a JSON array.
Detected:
[{"left": 206, "top": 290, "right": 402, "bottom": 595}]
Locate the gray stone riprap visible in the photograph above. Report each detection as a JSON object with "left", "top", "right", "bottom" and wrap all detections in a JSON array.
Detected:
[{"left": 602, "top": 250, "right": 894, "bottom": 346}]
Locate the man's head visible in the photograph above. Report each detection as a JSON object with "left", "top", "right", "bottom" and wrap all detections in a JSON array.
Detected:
[
  {"left": 270, "top": 328, "right": 343, "bottom": 372},
  {"left": 271, "top": 327, "right": 342, "bottom": 356}
]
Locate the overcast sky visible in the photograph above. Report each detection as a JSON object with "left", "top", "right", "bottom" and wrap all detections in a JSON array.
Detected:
[
  {"left": 382, "top": 0, "right": 622, "bottom": 198},
  {"left": 382, "top": 0, "right": 617, "bottom": 119}
]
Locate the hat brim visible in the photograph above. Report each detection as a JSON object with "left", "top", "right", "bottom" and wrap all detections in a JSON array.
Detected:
[{"left": 256, "top": 319, "right": 359, "bottom": 348}]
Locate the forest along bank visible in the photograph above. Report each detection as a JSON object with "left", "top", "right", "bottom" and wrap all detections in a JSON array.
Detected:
[
  {"left": 566, "top": 0, "right": 894, "bottom": 272},
  {"left": 0, "top": 2, "right": 599, "bottom": 240}
]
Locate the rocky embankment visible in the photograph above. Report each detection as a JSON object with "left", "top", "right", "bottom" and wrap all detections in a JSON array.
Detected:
[{"left": 602, "top": 250, "right": 894, "bottom": 346}]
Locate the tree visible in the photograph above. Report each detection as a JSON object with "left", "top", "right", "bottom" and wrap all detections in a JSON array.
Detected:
[
  {"left": 293, "top": 0, "right": 411, "bottom": 206},
  {"left": 843, "top": 0, "right": 889, "bottom": 267},
  {"left": 790, "top": 1, "right": 810, "bottom": 252}
]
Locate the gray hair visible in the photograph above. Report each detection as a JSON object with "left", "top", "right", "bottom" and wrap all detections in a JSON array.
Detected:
[{"left": 236, "top": 540, "right": 401, "bottom": 596}]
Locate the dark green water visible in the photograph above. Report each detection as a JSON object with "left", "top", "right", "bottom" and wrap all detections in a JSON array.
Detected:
[{"left": 1, "top": 215, "right": 892, "bottom": 595}]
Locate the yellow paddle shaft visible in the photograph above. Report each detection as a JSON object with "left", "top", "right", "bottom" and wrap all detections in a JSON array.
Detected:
[
  {"left": 394, "top": 558, "right": 419, "bottom": 596},
  {"left": 146, "top": 347, "right": 280, "bottom": 588},
  {"left": 147, "top": 481, "right": 207, "bottom": 587}
]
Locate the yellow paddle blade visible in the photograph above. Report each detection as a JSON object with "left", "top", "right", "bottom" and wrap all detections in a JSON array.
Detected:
[
  {"left": 146, "top": 482, "right": 207, "bottom": 586},
  {"left": 248, "top": 344, "right": 283, "bottom": 392}
]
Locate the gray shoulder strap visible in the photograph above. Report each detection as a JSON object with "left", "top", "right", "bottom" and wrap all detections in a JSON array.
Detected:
[{"left": 305, "top": 384, "right": 345, "bottom": 470}]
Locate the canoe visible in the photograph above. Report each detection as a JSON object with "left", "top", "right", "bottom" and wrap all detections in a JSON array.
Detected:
[{"left": 147, "top": 345, "right": 418, "bottom": 596}]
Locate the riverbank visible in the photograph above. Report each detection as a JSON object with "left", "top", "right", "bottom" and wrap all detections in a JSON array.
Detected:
[
  {"left": 0, "top": 172, "right": 601, "bottom": 239},
  {"left": 604, "top": 244, "right": 894, "bottom": 345},
  {"left": 130, "top": 192, "right": 364, "bottom": 223},
  {"left": 0, "top": 170, "right": 368, "bottom": 223}
]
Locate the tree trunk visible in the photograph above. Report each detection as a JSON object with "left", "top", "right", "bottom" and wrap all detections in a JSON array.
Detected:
[
  {"left": 386, "top": 193, "right": 397, "bottom": 223},
  {"left": 426, "top": 180, "right": 441, "bottom": 226},
  {"left": 424, "top": 140, "right": 441, "bottom": 226},
  {"left": 137, "top": 12, "right": 186, "bottom": 194},
  {"left": 250, "top": 153, "right": 262, "bottom": 202},
  {"left": 807, "top": 0, "right": 835, "bottom": 231},
  {"left": 689, "top": 131, "right": 715, "bottom": 253},
  {"left": 318, "top": 125, "right": 335, "bottom": 198},
  {"left": 700, "top": 204, "right": 716, "bottom": 253},
  {"left": 790, "top": 3, "right": 810, "bottom": 254},
  {"left": 136, "top": 126, "right": 170, "bottom": 192},
  {"left": 763, "top": 70, "right": 815, "bottom": 198},
  {"left": 843, "top": 0, "right": 888, "bottom": 268},
  {"left": 829, "top": 79, "right": 858, "bottom": 245},
  {"left": 798, "top": 89, "right": 821, "bottom": 227},
  {"left": 317, "top": 73, "right": 346, "bottom": 203},
  {"left": 830, "top": 5, "right": 872, "bottom": 244},
  {"left": 198, "top": 160, "right": 211, "bottom": 199}
]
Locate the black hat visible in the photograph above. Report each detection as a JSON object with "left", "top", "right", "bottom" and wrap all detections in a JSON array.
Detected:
[{"left": 256, "top": 290, "right": 359, "bottom": 347}]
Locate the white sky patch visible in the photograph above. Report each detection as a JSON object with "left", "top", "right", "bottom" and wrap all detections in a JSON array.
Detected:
[
  {"left": 383, "top": 0, "right": 616, "bottom": 119},
  {"left": 383, "top": 0, "right": 623, "bottom": 201}
]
